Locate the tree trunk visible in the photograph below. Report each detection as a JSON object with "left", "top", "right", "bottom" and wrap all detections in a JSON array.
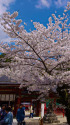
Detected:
[{"left": 65, "top": 108, "right": 70, "bottom": 125}]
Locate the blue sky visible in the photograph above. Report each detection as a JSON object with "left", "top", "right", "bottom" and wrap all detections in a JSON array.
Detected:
[{"left": 0, "top": 0, "right": 70, "bottom": 42}]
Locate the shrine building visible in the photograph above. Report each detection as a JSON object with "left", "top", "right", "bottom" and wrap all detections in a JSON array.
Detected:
[
  {"left": 0, "top": 75, "right": 41, "bottom": 116},
  {"left": 0, "top": 75, "right": 62, "bottom": 117}
]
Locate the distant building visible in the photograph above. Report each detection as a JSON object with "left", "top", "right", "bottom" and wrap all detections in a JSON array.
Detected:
[
  {"left": 0, "top": 75, "right": 41, "bottom": 116},
  {"left": 0, "top": 75, "right": 62, "bottom": 117}
]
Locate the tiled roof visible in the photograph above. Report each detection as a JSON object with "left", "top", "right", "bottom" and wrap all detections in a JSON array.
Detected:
[{"left": 0, "top": 75, "right": 20, "bottom": 84}]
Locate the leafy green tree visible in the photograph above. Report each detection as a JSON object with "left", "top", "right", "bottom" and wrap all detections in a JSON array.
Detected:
[{"left": 57, "top": 84, "right": 70, "bottom": 124}]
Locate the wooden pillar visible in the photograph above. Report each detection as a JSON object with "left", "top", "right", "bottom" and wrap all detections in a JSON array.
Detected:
[
  {"left": 14, "top": 88, "right": 21, "bottom": 116},
  {"left": 36, "top": 100, "right": 41, "bottom": 116}
]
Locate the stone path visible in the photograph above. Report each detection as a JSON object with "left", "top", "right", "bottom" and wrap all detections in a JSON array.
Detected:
[{"left": 12, "top": 115, "right": 68, "bottom": 125}]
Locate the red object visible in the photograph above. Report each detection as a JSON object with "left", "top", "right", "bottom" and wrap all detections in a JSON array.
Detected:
[
  {"left": 63, "top": 109, "right": 64, "bottom": 117},
  {"left": 44, "top": 103, "right": 47, "bottom": 110},
  {"left": 23, "top": 104, "right": 30, "bottom": 111}
]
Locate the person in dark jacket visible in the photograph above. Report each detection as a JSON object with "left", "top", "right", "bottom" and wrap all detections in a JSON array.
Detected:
[
  {"left": 16, "top": 104, "right": 25, "bottom": 125},
  {"left": 0, "top": 107, "right": 13, "bottom": 125},
  {"left": 4, "top": 107, "right": 13, "bottom": 125},
  {"left": 0, "top": 105, "right": 6, "bottom": 121}
]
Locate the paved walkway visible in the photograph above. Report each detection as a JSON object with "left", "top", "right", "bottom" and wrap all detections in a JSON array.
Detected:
[
  {"left": 13, "top": 115, "right": 68, "bottom": 125},
  {"left": 13, "top": 117, "right": 39, "bottom": 125}
]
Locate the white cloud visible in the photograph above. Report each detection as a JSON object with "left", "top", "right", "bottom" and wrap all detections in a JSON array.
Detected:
[
  {"left": 0, "top": 0, "right": 15, "bottom": 15},
  {"left": 54, "top": 0, "right": 69, "bottom": 8},
  {"left": 35, "top": 0, "right": 69, "bottom": 9},
  {"left": 0, "top": 27, "right": 13, "bottom": 43},
  {"left": 35, "top": 0, "right": 51, "bottom": 8},
  {"left": 0, "top": 0, "right": 15, "bottom": 43},
  {"left": 0, "top": 28, "right": 8, "bottom": 41}
]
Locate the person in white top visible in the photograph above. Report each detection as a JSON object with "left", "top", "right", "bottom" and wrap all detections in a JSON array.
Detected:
[{"left": 29, "top": 105, "right": 33, "bottom": 118}]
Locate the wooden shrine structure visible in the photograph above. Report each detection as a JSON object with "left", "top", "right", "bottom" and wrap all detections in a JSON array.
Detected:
[{"left": 0, "top": 75, "right": 41, "bottom": 116}]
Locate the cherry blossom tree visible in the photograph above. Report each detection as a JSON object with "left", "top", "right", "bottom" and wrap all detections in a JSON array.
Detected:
[
  {"left": 0, "top": 2, "right": 70, "bottom": 123},
  {"left": 0, "top": 2, "right": 70, "bottom": 97}
]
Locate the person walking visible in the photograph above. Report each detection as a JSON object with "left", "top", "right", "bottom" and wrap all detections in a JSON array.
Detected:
[
  {"left": 4, "top": 107, "right": 13, "bottom": 125},
  {"left": 16, "top": 104, "right": 25, "bottom": 125},
  {"left": 0, "top": 106, "right": 13, "bottom": 125},
  {"left": 29, "top": 104, "right": 33, "bottom": 118},
  {"left": 0, "top": 105, "right": 6, "bottom": 121}
]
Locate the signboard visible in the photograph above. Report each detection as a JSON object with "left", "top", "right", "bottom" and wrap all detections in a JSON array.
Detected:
[
  {"left": 0, "top": 94, "right": 15, "bottom": 101},
  {"left": 1, "top": 95, "right": 5, "bottom": 101},
  {"left": 6, "top": 94, "right": 9, "bottom": 101}
]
